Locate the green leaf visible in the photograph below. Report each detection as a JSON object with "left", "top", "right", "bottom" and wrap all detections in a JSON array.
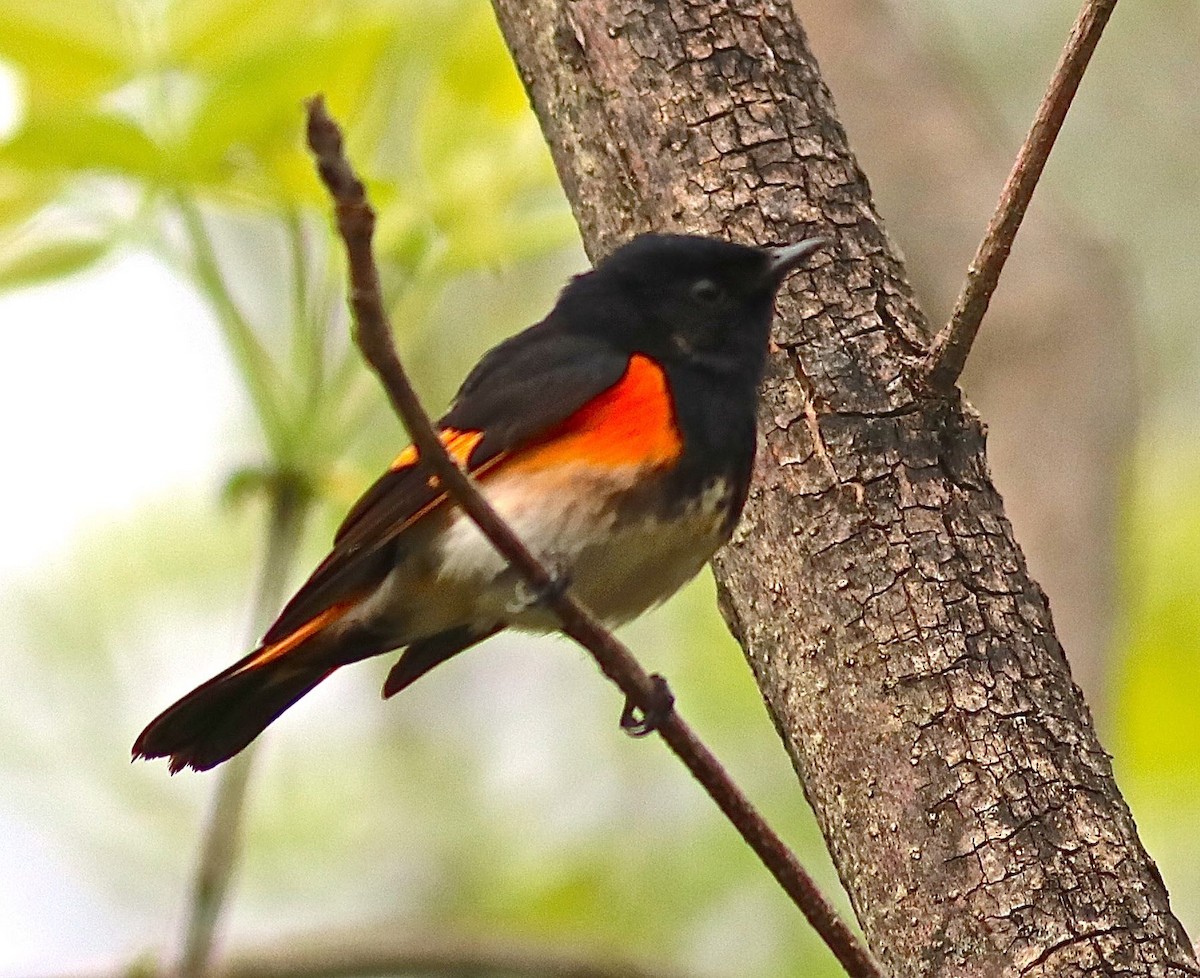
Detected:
[
  {"left": 0, "top": 163, "right": 61, "bottom": 226},
  {"left": 436, "top": 3, "right": 531, "bottom": 119},
  {"left": 405, "top": 4, "right": 566, "bottom": 275},
  {"left": 167, "top": 0, "right": 330, "bottom": 70},
  {"left": 0, "top": 233, "right": 111, "bottom": 289},
  {"left": 181, "top": 23, "right": 394, "bottom": 198},
  {"left": 373, "top": 189, "right": 438, "bottom": 270},
  {"left": 1117, "top": 448, "right": 1200, "bottom": 793},
  {"left": 167, "top": 0, "right": 450, "bottom": 77},
  {"left": 439, "top": 209, "right": 577, "bottom": 275},
  {"left": 1, "top": 107, "right": 164, "bottom": 180},
  {"left": 0, "top": 1, "right": 131, "bottom": 106}
]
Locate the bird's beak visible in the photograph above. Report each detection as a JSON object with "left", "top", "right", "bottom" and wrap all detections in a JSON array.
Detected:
[{"left": 764, "top": 237, "right": 829, "bottom": 282}]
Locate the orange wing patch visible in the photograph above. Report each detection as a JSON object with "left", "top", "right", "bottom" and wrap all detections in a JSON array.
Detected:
[
  {"left": 504, "top": 354, "right": 682, "bottom": 473},
  {"left": 239, "top": 358, "right": 675, "bottom": 668},
  {"left": 390, "top": 429, "right": 484, "bottom": 473},
  {"left": 386, "top": 449, "right": 511, "bottom": 536}
]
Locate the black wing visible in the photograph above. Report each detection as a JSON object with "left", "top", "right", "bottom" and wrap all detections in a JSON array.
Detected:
[{"left": 260, "top": 324, "right": 626, "bottom": 645}]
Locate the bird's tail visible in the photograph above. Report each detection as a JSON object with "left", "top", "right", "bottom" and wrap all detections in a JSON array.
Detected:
[{"left": 132, "top": 648, "right": 336, "bottom": 774}]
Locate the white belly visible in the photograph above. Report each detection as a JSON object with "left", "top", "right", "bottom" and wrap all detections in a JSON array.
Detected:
[{"left": 376, "top": 463, "right": 733, "bottom": 640}]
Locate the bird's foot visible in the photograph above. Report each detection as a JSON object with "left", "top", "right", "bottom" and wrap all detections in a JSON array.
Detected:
[
  {"left": 506, "top": 561, "right": 572, "bottom": 614},
  {"left": 620, "top": 674, "right": 675, "bottom": 737}
]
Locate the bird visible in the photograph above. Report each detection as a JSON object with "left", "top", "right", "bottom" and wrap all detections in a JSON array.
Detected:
[{"left": 133, "top": 232, "right": 827, "bottom": 773}]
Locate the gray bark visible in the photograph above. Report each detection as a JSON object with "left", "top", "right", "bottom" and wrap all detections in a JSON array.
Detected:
[
  {"left": 490, "top": 0, "right": 1194, "bottom": 974},
  {"left": 794, "top": 0, "right": 1137, "bottom": 713}
]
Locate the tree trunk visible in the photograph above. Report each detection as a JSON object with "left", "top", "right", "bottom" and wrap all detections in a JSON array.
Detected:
[
  {"left": 490, "top": 1, "right": 1196, "bottom": 974},
  {"left": 793, "top": 0, "right": 1136, "bottom": 715}
]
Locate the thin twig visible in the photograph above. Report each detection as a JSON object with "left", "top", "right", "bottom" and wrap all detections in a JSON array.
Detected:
[
  {"left": 925, "top": 0, "right": 1119, "bottom": 390},
  {"left": 41, "top": 930, "right": 685, "bottom": 978},
  {"left": 179, "top": 474, "right": 312, "bottom": 978},
  {"left": 305, "top": 95, "right": 884, "bottom": 978},
  {"left": 175, "top": 193, "right": 287, "bottom": 453},
  {"left": 285, "top": 205, "right": 325, "bottom": 409}
]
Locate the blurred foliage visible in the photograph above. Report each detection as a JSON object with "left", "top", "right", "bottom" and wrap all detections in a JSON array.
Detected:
[
  {"left": 911, "top": 0, "right": 1200, "bottom": 931},
  {"left": 1114, "top": 444, "right": 1200, "bottom": 914},
  {"left": 4, "top": 1, "right": 1199, "bottom": 977},
  {"left": 913, "top": 0, "right": 1200, "bottom": 410},
  {"left": 1122, "top": 452, "right": 1200, "bottom": 788},
  {"left": 0, "top": 0, "right": 576, "bottom": 474},
  {"left": 0, "top": 1, "right": 845, "bottom": 978}
]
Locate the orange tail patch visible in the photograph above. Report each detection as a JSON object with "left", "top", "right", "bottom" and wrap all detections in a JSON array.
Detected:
[{"left": 232, "top": 599, "right": 357, "bottom": 676}]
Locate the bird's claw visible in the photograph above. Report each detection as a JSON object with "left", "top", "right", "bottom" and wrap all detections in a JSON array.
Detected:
[{"left": 620, "top": 674, "right": 675, "bottom": 737}]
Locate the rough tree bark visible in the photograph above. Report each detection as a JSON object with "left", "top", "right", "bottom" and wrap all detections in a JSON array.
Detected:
[
  {"left": 490, "top": 1, "right": 1195, "bottom": 975},
  {"left": 794, "top": 0, "right": 1137, "bottom": 714}
]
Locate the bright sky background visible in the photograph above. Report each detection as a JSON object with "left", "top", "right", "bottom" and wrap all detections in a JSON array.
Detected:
[
  {"left": 0, "top": 62, "right": 232, "bottom": 978},
  {"left": 0, "top": 66, "right": 240, "bottom": 574},
  {"left": 0, "top": 255, "right": 236, "bottom": 575},
  {"left": 0, "top": 254, "right": 236, "bottom": 974}
]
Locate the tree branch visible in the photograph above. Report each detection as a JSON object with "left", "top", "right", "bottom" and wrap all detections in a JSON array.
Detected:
[
  {"left": 488, "top": 0, "right": 1195, "bottom": 970},
  {"left": 924, "top": 0, "right": 1120, "bottom": 390},
  {"left": 41, "top": 931, "right": 685, "bottom": 978},
  {"left": 178, "top": 473, "right": 312, "bottom": 978},
  {"left": 304, "top": 96, "right": 882, "bottom": 978},
  {"left": 793, "top": 0, "right": 1138, "bottom": 714}
]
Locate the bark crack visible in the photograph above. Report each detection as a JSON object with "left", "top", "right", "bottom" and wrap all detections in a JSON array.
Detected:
[{"left": 491, "top": 0, "right": 1197, "bottom": 972}]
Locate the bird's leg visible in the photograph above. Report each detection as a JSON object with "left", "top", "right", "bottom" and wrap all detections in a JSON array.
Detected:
[
  {"left": 506, "top": 559, "right": 572, "bottom": 614},
  {"left": 620, "top": 673, "right": 675, "bottom": 737}
]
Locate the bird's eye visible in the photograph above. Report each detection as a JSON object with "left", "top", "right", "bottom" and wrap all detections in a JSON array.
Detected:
[{"left": 690, "top": 278, "right": 724, "bottom": 305}]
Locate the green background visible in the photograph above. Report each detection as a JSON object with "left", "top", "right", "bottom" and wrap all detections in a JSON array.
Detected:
[{"left": 0, "top": 1, "right": 1195, "bottom": 974}]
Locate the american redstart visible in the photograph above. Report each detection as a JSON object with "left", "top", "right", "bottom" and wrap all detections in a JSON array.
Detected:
[{"left": 134, "top": 232, "right": 827, "bottom": 772}]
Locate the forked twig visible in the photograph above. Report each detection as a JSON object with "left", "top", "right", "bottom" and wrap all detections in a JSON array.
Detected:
[
  {"left": 925, "top": 0, "right": 1119, "bottom": 390},
  {"left": 305, "top": 95, "right": 884, "bottom": 978}
]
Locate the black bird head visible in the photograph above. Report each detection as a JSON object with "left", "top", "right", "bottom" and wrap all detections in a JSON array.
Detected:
[{"left": 558, "top": 233, "right": 827, "bottom": 383}]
